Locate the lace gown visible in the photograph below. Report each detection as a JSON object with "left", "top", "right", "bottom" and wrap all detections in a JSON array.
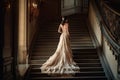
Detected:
[{"left": 40, "top": 23, "right": 80, "bottom": 74}]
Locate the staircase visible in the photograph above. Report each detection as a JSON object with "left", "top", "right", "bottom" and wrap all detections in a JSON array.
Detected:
[{"left": 26, "top": 14, "right": 108, "bottom": 80}]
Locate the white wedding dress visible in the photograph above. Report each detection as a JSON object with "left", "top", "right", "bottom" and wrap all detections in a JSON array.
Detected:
[{"left": 40, "top": 23, "right": 80, "bottom": 75}]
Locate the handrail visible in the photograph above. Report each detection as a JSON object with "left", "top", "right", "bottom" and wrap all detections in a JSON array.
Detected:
[
  {"left": 101, "top": 21, "right": 120, "bottom": 55},
  {"left": 100, "top": 1, "right": 120, "bottom": 52},
  {"left": 94, "top": 0, "right": 120, "bottom": 74},
  {"left": 103, "top": 2, "right": 120, "bottom": 16},
  {"left": 100, "top": 0, "right": 120, "bottom": 46},
  {"left": 95, "top": 0, "right": 120, "bottom": 52}
]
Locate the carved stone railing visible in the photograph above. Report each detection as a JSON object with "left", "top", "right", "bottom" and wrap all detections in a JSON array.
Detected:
[
  {"left": 101, "top": 1, "right": 120, "bottom": 44},
  {"left": 95, "top": 0, "right": 120, "bottom": 74}
]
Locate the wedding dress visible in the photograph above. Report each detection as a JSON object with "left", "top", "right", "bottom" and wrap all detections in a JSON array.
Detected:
[{"left": 40, "top": 23, "right": 80, "bottom": 75}]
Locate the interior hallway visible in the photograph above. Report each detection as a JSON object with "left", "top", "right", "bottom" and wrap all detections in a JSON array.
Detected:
[{"left": 0, "top": 0, "right": 120, "bottom": 80}]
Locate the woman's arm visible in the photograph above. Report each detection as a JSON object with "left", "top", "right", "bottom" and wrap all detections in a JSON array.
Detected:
[{"left": 58, "top": 24, "right": 62, "bottom": 33}]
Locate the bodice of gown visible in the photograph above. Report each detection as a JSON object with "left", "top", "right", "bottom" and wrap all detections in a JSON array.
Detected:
[{"left": 61, "top": 24, "right": 69, "bottom": 35}]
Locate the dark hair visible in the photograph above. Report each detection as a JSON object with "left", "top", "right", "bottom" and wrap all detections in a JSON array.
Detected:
[{"left": 61, "top": 16, "right": 68, "bottom": 25}]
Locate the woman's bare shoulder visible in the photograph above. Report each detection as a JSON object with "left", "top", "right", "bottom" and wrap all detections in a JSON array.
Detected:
[{"left": 59, "top": 24, "right": 64, "bottom": 28}]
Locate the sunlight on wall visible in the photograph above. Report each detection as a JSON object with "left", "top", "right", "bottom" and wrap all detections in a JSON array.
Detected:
[
  {"left": 88, "top": 3, "right": 102, "bottom": 45},
  {"left": 103, "top": 38, "right": 118, "bottom": 78}
]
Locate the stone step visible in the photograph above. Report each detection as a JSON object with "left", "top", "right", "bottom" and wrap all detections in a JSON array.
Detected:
[
  {"left": 33, "top": 44, "right": 94, "bottom": 47},
  {"left": 38, "top": 29, "right": 88, "bottom": 32},
  {"left": 34, "top": 43, "right": 94, "bottom": 47},
  {"left": 30, "top": 59, "right": 100, "bottom": 64},
  {"left": 72, "top": 48, "right": 97, "bottom": 52},
  {"left": 30, "top": 63, "right": 102, "bottom": 68},
  {"left": 30, "top": 72, "right": 105, "bottom": 77},
  {"left": 31, "top": 51, "right": 97, "bottom": 56},
  {"left": 31, "top": 67, "right": 104, "bottom": 72},
  {"left": 36, "top": 38, "right": 92, "bottom": 42},
  {"left": 30, "top": 55, "right": 99, "bottom": 60},
  {"left": 38, "top": 34, "right": 90, "bottom": 37},
  {"left": 33, "top": 47, "right": 96, "bottom": 52},
  {"left": 32, "top": 48, "right": 96, "bottom": 54},
  {"left": 32, "top": 47, "right": 95, "bottom": 52},
  {"left": 38, "top": 36, "right": 91, "bottom": 38},
  {"left": 35, "top": 41, "right": 93, "bottom": 44},
  {"left": 29, "top": 76, "right": 107, "bottom": 80}
]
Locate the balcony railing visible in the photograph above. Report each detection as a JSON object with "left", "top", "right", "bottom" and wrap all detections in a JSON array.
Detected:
[
  {"left": 95, "top": 0, "right": 120, "bottom": 74},
  {"left": 102, "top": 2, "right": 120, "bottom": 44}
]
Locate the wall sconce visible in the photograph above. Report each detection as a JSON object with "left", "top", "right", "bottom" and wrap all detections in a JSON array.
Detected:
[
  {"left": 4, "top": 2, "right": 11, "bottom": 9},
  {"left": 32, "top": 2, "right": 37, "bottom": 8},
  {"left": 8, "top": 3, "right": 11, "bottom": 8}
]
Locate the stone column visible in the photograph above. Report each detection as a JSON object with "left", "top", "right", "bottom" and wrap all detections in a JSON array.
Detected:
[{"left": 18, "top": 0, "right": 28, "bottom": 77}]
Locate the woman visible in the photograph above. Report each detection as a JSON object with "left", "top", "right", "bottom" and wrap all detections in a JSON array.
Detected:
[{"left": 40, "top": 16, "right": 80, "bottom": 75}]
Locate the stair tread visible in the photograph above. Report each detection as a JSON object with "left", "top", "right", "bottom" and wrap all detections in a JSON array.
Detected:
[
  {"left": 30, "top": 72, "right": 105, "bottom": 75},
  {"left": 31, "top": 52, "right": 98, "bottom": 55},
  {"left": 32, "top": 51, "right": 97, "bottom": 53},
  {"left": 31, "top": 67, "right": 103, "bottom": 70},
  {"left": 36, "top": 38, "right": 92, "bottom": 40},
  {"left": 30, "top": 55, "right": 99, "bottom": 59},
  {"left": 34, "top": 42, "right": 93, "bottom": 44},
  {"left": 31, "top": 59, "right": 100, "bottom": 61},
  {"left": 30, "top": 67, "right": 104, "bottom": 72},
  {"left": 34, "top": 44, "right": 94, "bottom": 46},
  {"left": 30, "top": 55, "right": 98, "bottom": 57},
  {"left": 32, "top": 47, "right": 95, "bottom": 50},
  {"left": 30, "top": 76, "right": 107, "bottom": 79},
  {"left": 30, "top": 63, "right": 101, "bottom": 65},
  {"left": 30, "top": 59, "right": 100, "bottom": 64}
]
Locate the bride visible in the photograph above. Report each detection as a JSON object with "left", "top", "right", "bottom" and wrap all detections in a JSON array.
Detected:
[{"left": 40, "top": 16, "right": 80, "bottom": 75}]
